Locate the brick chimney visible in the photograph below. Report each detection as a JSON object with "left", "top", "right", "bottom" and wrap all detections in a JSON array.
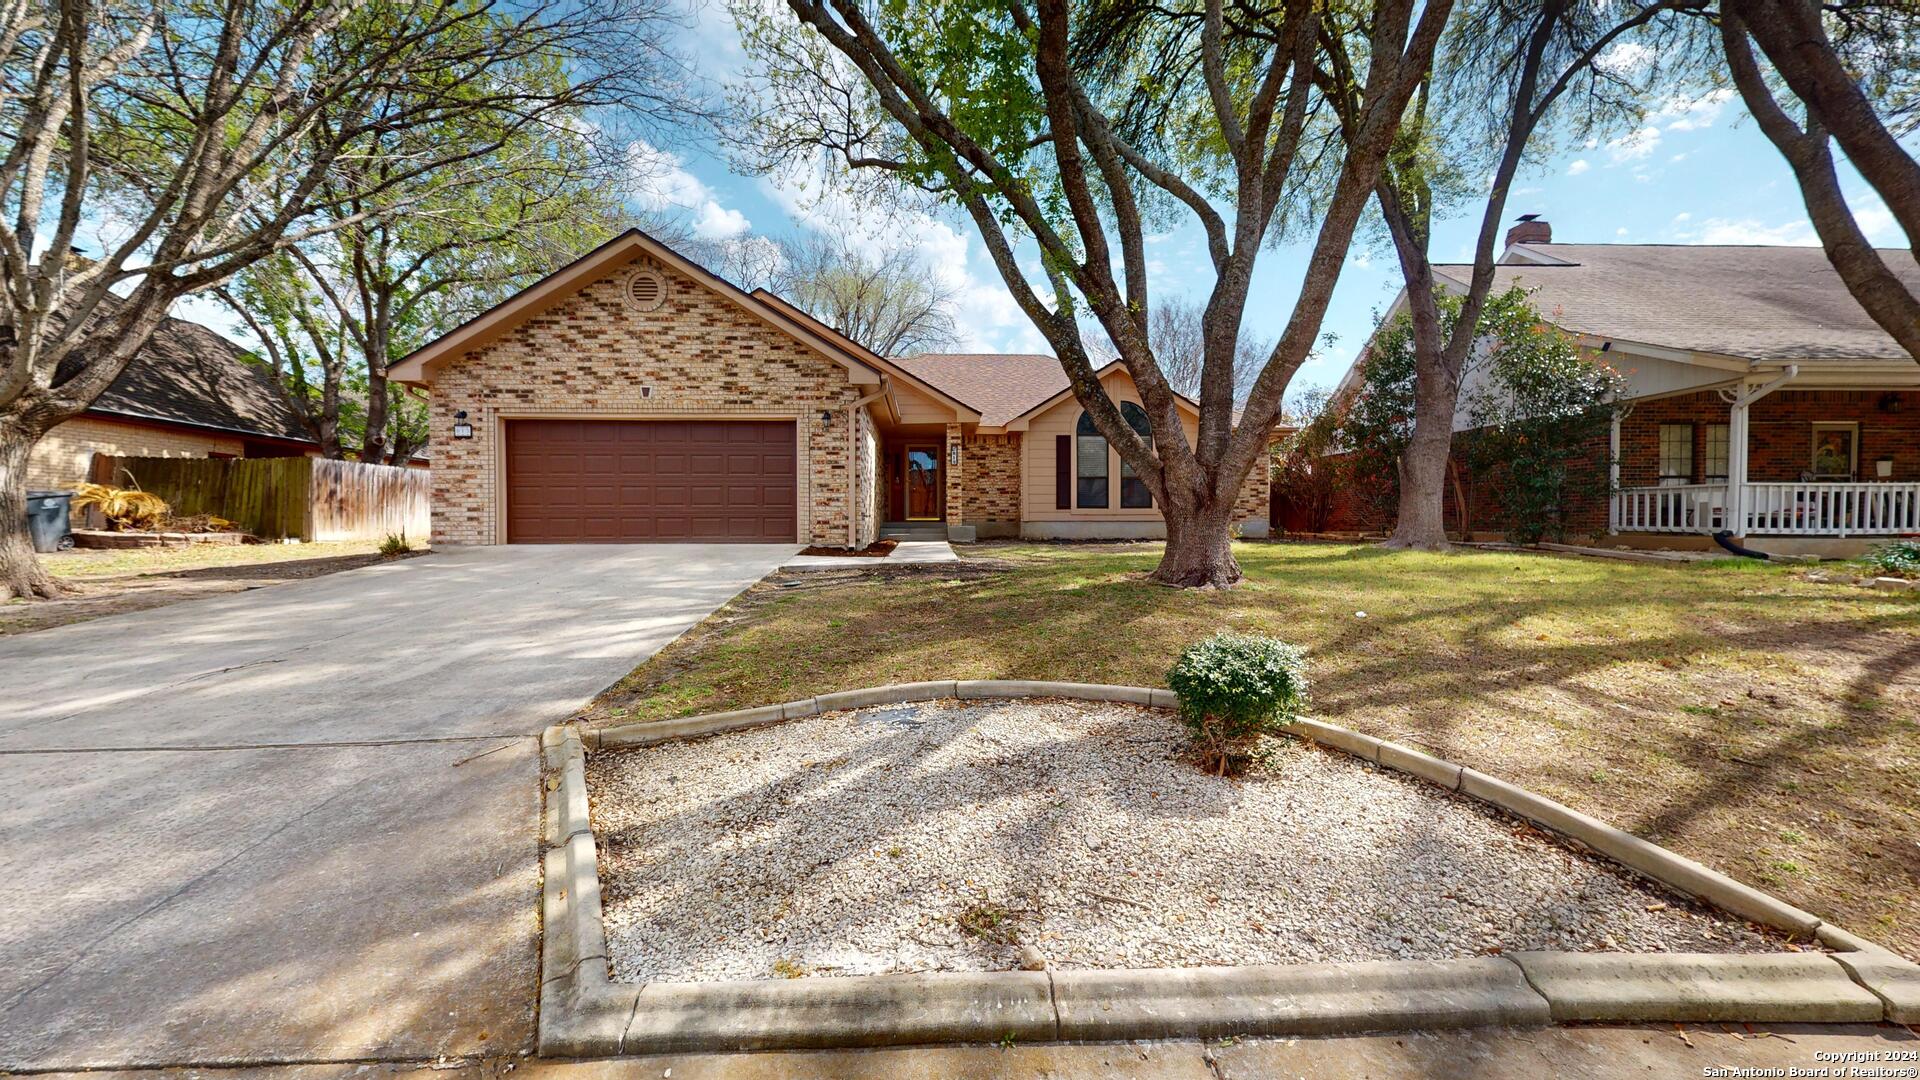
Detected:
[{"left": 1505, "top": 215, "right": 1551, "bottom": 248}]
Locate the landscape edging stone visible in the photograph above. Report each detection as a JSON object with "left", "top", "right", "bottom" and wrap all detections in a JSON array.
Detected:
[{"left": 547, "top": 684, "right": 1913, "bottom": 1053}]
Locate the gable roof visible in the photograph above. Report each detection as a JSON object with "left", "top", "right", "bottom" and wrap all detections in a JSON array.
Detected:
[
  {"left": 891, "top": 353, "right": 1066, "bottom": 427},
  {"left": 894, "top": 353, "right": 1211, "bottom": 430},
  {"left": 60, "top": 311, "right": 313, "bottom": 444},
  {"left": 1434, "top": 243, "right": 1920, "bottom": 362},
  {"left": 389, "top": 229, "right": 882, "bottom": 386},
  {"left": 748, "top": 289, "right": 981, "bottom": 422}
]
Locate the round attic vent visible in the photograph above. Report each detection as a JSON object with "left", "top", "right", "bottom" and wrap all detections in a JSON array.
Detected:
[{"left": 624, "top": 268, "right": 667, "bottom": 312}]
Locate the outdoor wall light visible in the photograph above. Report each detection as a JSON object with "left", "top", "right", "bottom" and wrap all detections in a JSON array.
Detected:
[
  {"left": 452, "top": 409, "right": 474, "bottom": 439},
  {"left": 820, "top": 409, "right": 834, "bottom": 426},
  {"left": 1880, "top": 393, "right": 1904, "bottom": 414},
  {"left": 948, "top": 443, "right": 961, "bottom": 466}
]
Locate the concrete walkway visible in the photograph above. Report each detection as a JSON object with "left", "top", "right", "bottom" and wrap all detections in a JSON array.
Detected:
[
  {"left": 783, "top": 539, "right": 958, "bottom": 570},
  {"left": 0, "top": 544, "right": 796, "bottom": 1071}
]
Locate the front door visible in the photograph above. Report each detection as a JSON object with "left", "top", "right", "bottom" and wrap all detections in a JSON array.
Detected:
[{"left": 905, "top": 443, "right": 941, "bottom": 520}]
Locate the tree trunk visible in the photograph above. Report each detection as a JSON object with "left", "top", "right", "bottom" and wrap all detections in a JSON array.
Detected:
[
  {"left": 1152, "top": 482, "right": 1242, "bottom": 588},
  {"left": 0, "top": 422, "right": 68, "bottom": 601},
  {"left": 362, "top": 369, "right": 391, "bottom": 465},
  {"left": 1384, "top": 382, "right": 1455, "bottom": 550}
]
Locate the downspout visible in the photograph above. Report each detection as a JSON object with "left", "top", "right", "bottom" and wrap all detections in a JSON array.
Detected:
[{"left": 846, "top": 377, "right": 890, "bottom": 549}]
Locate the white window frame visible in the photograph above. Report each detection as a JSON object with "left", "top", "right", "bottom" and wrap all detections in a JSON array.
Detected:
[
  {"left": 1658, "top": 423, "right": 1694, "bottom": 486},
  {"left": 1703, "top": 423, "right": 1730, "bottom": 482}
]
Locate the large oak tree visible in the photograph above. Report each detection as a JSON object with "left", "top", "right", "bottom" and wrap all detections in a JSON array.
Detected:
[
  {"left": 1358, "top": 0, "right": 1692, "bottom": 549},
  {"left": 733, "top": 0, "right": 1451, "bottom": 586}
]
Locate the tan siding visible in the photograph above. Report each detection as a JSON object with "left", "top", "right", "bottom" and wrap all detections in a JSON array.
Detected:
[
  {"left": 1020, "top": 370, "right": 1197, "bottom": 523},
  {"left": 1016, "top": 369, "right": 1267, "bottom": 530},
  {"left": 28, "top": 415, "right": 245, "bottom": 490},
  {"left": 891, "top": 380, "right": 960, "bottom": 425}
]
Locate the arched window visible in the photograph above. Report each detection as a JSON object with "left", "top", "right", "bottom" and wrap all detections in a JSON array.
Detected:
[
  {"left": 1076, "top": 410, "right": 1108, "bottom": 508},
  {"left": 1119, "top": 402, "right": 1154, "bottom": 508}
]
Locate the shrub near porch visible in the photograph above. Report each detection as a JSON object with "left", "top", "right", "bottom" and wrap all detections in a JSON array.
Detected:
[{"left": 581, "top": 542, "right": 1920, "bottom": 960}]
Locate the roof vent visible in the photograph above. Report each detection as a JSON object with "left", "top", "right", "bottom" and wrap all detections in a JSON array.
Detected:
[
  {"left": 1506, "top": 215, "right": 1551, "bottom": 248},
  {"left": 624, "top": 268, "right": 668, "bottom": 312}
]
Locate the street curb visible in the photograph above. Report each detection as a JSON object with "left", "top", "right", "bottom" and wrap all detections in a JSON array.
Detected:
[
  {"left": 1050, "top": 958, "right": 1548, "bottom": 1040},
  {"left": 1506, "top": 952, "right": 1885, "bottom": 1023},
  {"left": 547, "top": 685, "right": 1920, "bottom": 1054},
  {"left": 624, "top": 971, "right": 1058, "bottom": 1052}
]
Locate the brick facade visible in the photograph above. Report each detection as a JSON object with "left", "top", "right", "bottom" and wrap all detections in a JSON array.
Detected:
[
  {"left": 1316, "top": 388, "right": 1920, "bottom": 539},
  {"left": 28, "top": 414, "right": 245, "bottom": 489},
  {"left": 426, "top": 253, "right": 875, "bottom": 547},
  {"left": 1622, "top": 389, "right": 1920, "bottom": 486},
  {"left": 1232, "top": 453, "right": 1271, "bottom": 534},
  {"left": 959, "top": 432, "right": 1022, "bottom": 538}
]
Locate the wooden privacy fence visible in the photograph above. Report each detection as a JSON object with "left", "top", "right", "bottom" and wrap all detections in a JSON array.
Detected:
[{"left": 89, "top": 455, "right": 430, "bottom": 542}]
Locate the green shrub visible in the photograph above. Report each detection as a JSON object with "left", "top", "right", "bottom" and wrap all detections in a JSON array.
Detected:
[
  {"left": 1165, "top": 633, "right": 1309, "bottom": 774},
  {"left": 379, "top": 532, "right": 411, "bottom": 557},
  {"left": 1865, "top": 539, "right": 1920, "bottom": 578}
]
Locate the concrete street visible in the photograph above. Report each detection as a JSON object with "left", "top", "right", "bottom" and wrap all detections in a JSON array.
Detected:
[{"left": 0, "top": 544, "right": 797, "bottom": 1070}]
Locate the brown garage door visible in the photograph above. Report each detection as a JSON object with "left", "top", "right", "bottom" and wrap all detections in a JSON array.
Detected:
[{"left": 505, "top": 419, "right": 797, "bottom": 542}]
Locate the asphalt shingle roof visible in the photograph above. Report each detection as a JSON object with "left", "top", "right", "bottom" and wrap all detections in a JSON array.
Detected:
[
  {"left": 1435, "top": 244, "right": 1920, "bottom": 362},
  {"left": 59, "top": 310, "right": 314, "bottom": 444},
  {"left": 891, "top": 352, "right": 1070, "bottom": 427}
]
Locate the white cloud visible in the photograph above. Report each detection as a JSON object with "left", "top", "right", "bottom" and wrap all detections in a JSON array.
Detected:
[
  {"left": 1653, "top": 88, "right": 1735, "bottom": 133},
  {"left": 758, "top": 164, "right": 1037, "bottom": 352},
  {"left": 693, "top": 202, "right": 750, "bottom": 240},
  {"left": 1566, "top": 159, "right": 1591, "bottom": 176},
  {"left": 1673, "top": 212, "right": 1691, "bottom": 223},
  {"left": 1688, "top": 217, "right": 1817, "bottom": 245},
  {"left": 1847, "top": 194, "right": 1898, "bottom": 242},
  {"left": 1605, "top": 125, "right": 1662, "bottom": 165},
  {"left": 1595, "top": 42, "right": 1655, "bottom": 78},
  {"left": 627, "top": 140, "right": 751, "bottom": 239},
  {"left": 1615, "top": 227, "right": 1629, "bottom": 237}
]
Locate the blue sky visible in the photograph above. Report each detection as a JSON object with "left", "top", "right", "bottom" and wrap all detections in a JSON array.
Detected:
[{"left": 175, "top": 9, "right": 1909, "bottom": 402}]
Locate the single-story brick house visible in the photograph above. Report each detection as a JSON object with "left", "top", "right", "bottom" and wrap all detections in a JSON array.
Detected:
[
  {"left": 389, "top": 229, "right": 1269, "bottom": 547},
  {"left": 1321, "top": 220, "right": 1920, "bottom": 554},
  {"left": 28, "top": 312, "right": 318, "bottom": 490}
]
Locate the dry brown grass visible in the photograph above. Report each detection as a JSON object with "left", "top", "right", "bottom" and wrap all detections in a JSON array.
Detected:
[
  {"left": 580, "top": 540, "right": 1920, "bottom": 960},
  {"left": 3, "top": 540, "right": 404, "bottom": 635}
]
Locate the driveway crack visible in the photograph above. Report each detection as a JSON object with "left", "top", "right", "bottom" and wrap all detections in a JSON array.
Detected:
[{"left": 1, "top": 780, "right": 372, "bottom": 1018}]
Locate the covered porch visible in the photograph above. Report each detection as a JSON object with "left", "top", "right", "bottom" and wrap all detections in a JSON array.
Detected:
[{"left": 1610, "top": 375, "right": 1920, "bottom": 542}]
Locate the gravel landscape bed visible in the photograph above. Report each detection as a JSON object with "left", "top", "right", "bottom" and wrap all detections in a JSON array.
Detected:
[{"left": 587, "top": 698, "right": 1790, "bottom": 983}]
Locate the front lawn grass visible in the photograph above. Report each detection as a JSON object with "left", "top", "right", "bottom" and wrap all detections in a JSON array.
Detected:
[
  {"left": 582, "top": 540, "right": 1920, "bottom": 960},
  {"left": 3, "top": 539, "right": 403, "bottom": 634}
]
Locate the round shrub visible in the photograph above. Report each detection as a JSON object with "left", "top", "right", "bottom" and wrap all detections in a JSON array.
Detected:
[{"left": 1165, "top": 632, "right": 1308, "bottom": 774}]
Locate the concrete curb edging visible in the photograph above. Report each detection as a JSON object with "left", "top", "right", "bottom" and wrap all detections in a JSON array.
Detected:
[{"left": 547, "top": 687, "right": 1920, "bottom": 1054}]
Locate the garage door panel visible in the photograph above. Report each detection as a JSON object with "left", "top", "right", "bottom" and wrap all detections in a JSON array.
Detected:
[{"left": 506, "top": 419, "right": 796, "bottom": 543}]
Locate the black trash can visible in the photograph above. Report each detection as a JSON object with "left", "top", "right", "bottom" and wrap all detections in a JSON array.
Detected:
[{"left": 25, "top": 490, "right": 75, "bottom": 553}]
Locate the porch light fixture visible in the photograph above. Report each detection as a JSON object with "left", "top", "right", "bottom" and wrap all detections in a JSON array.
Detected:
[
  {"left": 820, "top": 409, "right": 834, "bottom": 426},
  {"left": 1880, "top": 393, "right": 1903, "bottom": 413},
  {"left": 452, "top": 409, "right": 474, "bottom": 439},
  {"left": 948, "top": 443, "right": 961, "bottom": 466}
]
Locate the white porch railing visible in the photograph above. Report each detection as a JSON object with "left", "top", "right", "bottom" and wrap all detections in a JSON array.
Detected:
[
  {"left": 1615, "top": 482, "right": 1920, "bottom": 537},
  {"left": 1614, "top": 484, "right": 1728, "bottom": 534},
  {"left": 1742, "top": 482, "right": 1920, "bottom": 537}
]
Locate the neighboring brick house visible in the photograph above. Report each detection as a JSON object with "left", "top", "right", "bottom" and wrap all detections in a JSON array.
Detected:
[
  {"left": 1320, "top": 222, "right": 1920, "bottom": 553},
  {"left": 389, "top": 229, "right": 1270, "bottom": 547},
  {"left": 28, "top": 312, "right": 317, "bottom": 490}
]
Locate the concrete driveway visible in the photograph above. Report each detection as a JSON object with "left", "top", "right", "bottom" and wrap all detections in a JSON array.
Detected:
[{"left": 0, "top": 544, "right": 796, "bottom": 1070}]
